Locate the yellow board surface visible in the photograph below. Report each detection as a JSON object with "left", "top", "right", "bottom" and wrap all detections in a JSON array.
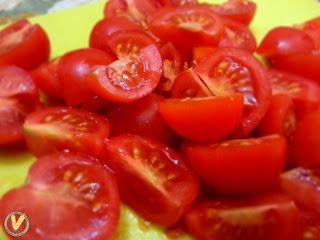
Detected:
[{"left": 0, "top": 0, "right": 319, "bottom": 239}]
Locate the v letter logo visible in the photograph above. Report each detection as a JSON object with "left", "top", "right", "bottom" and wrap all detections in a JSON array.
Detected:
[{"left": 10, "top": 214, "right": 25, "bottom": 231}]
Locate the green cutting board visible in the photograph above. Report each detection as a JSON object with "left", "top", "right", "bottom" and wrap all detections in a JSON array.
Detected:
[{"left": 0, "top": 0, "right": 319, "bottom": 239}]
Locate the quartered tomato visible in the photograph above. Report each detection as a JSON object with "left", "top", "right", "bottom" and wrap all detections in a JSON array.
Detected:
[
  {"left": 0, "top": 152, "right": 120, "bottom": 240},
  {"left": 106, "top": 93, "right": 178, "bottom": 146},
  {"left": 89, "top": 17, "right": 141, "bottom": 54},
  {"left": 159, "top": 95, "right": 243, "bottom": 142},
  {"left": 258, "top": 27, "right": 316, "bottom": 57},
  {"left": 0, "top": 19, "right": 50, "bottom": 70},
  {"left": 257, "top": 95, "right": 296, "bottom": 140},
  {"left": 148, "top": 6, "right": 224, "bottom": 51},
  {"left": 182, "top": 135, "right": 287, "bottom": 194},
  {"left": 104, "top": 134, "right": 199, "bottom": 226},
  {"left": 195, "top": 48, "right": 271, "bottom": 136},
  {"left": 209, "top": 0, "right": 257, "bottom": 26},
  {"left": 23, "top": 107, "right": 110, "bottom": 158},
  {"left": 58, "top": 48, "right": 116, "bottom": 106},
  {"left": 300, "top": 17, "right": 320, "bottom": 50},
  {"left": 185, "top": 193, "right": 300, "bottom": 240},
  {"left": 88, "top": 44, "right": 162, "bottom": 103},
  {"left": 31, "top": 58, "right": 62, "bottom": 99}
]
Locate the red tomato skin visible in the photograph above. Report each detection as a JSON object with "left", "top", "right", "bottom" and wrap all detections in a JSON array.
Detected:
[
  {"left": 182, "top": 135, "right": 287, "bottom": 194},
  {"left": 58, "top": 48, "right": 116, "bottom": 106},
  {"left": 291, "top": 111, "right": 320, "bottom": 168},
  {"left": 89, "top": 17, "right": 141, "bottom": 53},
  {"left": 301, "top": 17, "right": 320, "bottom": 50},
  {"left": 185, "top": 194, "right": 300, "bottom": 240},
  {"left": 192, "top": 47, "right": 217, "bottom": 63},
  {"left": 0, "top": 19, "right": 50, "bottom": 70},
  {"left": 159, "top": 95, "right": 244, "bottom": 142},
  {"left": 30, "top": 58, "right": 62, "bottom": 99},
  {"left": 104, "top": 134, "right": 199, "bottom": 226},
  {"left": 106, "top": 93, "right": 179, "bottom": 146},
  {"left": 258, "top": 27, "right": 316, "bottom": 57}
]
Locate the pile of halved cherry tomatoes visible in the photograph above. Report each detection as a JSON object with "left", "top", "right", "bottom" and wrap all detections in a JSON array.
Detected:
[{"left": 0, "top": 0, "right": 320, "bottom": 239}]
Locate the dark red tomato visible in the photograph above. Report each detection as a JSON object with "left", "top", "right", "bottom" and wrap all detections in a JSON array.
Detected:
[
  {"left": 106, "top": 93, "right": 178, "bottom": 146},
  {"left": 88, "top": 44, "right": 162, "bottom": 103},
  {"left": 300, "top": 210, "right": 320, "bottom": 240},
  {"left": 58, "top": 48, "right": 116, "bottom": 106},
  {"left": 291, "top": 111, "right": 320, "bottom": 168},
  {"left": 89, "top": 17, "right": 141, "bottom": 54},
  {"left": 23, "top": 107, "right": 110, "bottom": 158},
  {"left": 0, "top": 152, "right": 120, "bottom": 240},
  {"left": 182, "top": 135, "right": 287, "bottom": 194},
  {"left": 257, "top": 95, "right": 297, "bottom": 140},
  {"left": 159, "top": 95, "right": 243, "bottom": 142},
  {"left": 148, "top": 7, "right": 224, "bottom": 51},
  {"left": 185, "top": 193, "right": 300, "bottom": 240},
  {"left": 0, "top": 19, "right": 50, "bottom": 70},
  {"left": 104, "top": 134, "right": 199, "bottom": 226},
  {"left": 78, "top": 96, "right": 110, "bottom": 113},
  {"left": 192, "top": 47, "right": 217, "bottom": 63},
  {"left": 106, "top": 30, "right": 155, "bottom": 58},
  {"left": 258, "top": 27, "right": 316, "bottom": 57},
  {"left": 195, "top": 48, "right": 271, "bottom": 136},
  {"left": 219, "top": 18, "right": 257, "bottom": 53},
  {"left": 171, "top": 69, "right": 212, "bottom": 98},
  {"left": 209, "top": 0, "right": 257, "bottom": 26},
  {"left": 271, "top": 52, "right": 320, "bottom": 84},
  {"left": 301, "top": 17, "right": 320, "bottom": 50},
  {"left": 268, "top": 69, "right": 320, "bottom": 117},
  {"left": 30, "top": 58, "right": 62, "bottom": 99}
]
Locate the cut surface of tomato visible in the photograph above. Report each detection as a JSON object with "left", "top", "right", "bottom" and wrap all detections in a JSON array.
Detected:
[
  {"left": 182, "top": 135, "right": 287, "bottom": 194},
  {"left": 159, "top": 95, "right": 243, "bottom": 142},
  {"left": 300, "top": 17, "right": 320, "bottom": 50},
  {"left": 185, "top": 193, "right": 300, "bottom": 240},
  {"left": 23, "top": 107, "right": 110, "bottom": 158},
  {"left": 104, "top": 134, "right": 199, "bottom": 226}
]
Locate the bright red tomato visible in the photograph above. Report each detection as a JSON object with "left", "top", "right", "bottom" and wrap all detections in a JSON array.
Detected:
[
  {"left": 291, "top": 111, "right": 320, "bottom": 168},
  {"left": 104, "top": 134, "right": 199, "bottom": 226},
  {"left": 192, "top": 46, "right": 217, "bottom": 63},
  {"left": 185, "top": 193, "right": 300, "bottom": 240},
  {"left": 148, "top": 6, "right": 224, "bottom": 51},
  {"left": 161, "top": 0, "right": 198, "bottom": 7},
  {"left": 258, "top": 27, "right": 316, "bottom": 57},
  {"left": 300, "top": 17, "right": 320, "bottom": 50},
  {"left": 195, "top": 48, "right": 271, "bottom": 136},
  {"left": 89, "top": 17, "right": 141, "bottom": 54},
  {"left": 58, "top": 48, "right": 116, "bottom": 106},
  {"left": 209, "top": 0, "right": 257, "bottom": 26},
  {"left": 159, "top": 95, "right": 243, "bottom": 142},
  {"left": 30, "top": 58, "right": 62, "bottom": 99},
  {"left": 182, "top": 135, "right": 287, "bottom": 194},
  {"left": 23, "top": 107, "right": 110, "bottom": 158},
  {"left": 106, "top": 93, "right": 178, "bottom": 146},
  {"left": 268, "top": 69, "right": 320, "bottom": 117},
  {"left": 0, "top": 19, "right": 50, "bottom": 70},
  {"left": 0, "top": 152, "right": 120, "bottom": 240},
  {"left": 257, "top": 95, "right": 297, "bottom": 140},
  {"left": 88, "top": 44, "right": 162, "bottom": 103}
]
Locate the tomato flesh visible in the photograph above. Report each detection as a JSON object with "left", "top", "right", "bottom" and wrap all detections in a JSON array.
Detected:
[{"left": 300, "top": 17, "right": 320, "bottom": 50}]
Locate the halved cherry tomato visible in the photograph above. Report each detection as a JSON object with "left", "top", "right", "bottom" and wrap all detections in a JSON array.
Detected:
[
  {"left": 0, "top": 19, "right": 50, "bottom": 70},
  {"left": 104, "top": 134, "right": 199, "bottom": 226},
  {"left": 192, "top": 47, "right": 217, "bottom": 63},
  {"left": 219, "top": 18, "right": 257, "bottom": 53},
  {"left": 106, "top": 93, "right": 178, "bottom": 146},
  {"left": 88, "top": 44, "right": 162, "bottom": 103},
  {"left": 23, "top": 107, "right": 110, "bottom": 158},
  {"left": 185, "top": 193, "right": 300, "bottom": 240},
  {"left": 291, "top": 111, "right": 320, "bottom": 168},
  {"left": 258, "top": 27, "right": 316, "bottom": 57},
  {"left": 300, "top": 17, "right": 320, "bottom": 50},
  {"left": 148, "top": 6, "right": 224, "bottom": 51},
  {"left": 257, "top": 95, "right": 297, "bottom": 140},
  {"left": 31, "top": 58, "right": 62, "bottom": 99},
  {"left": 0, "top": 152, "right": 120, "bottom": 240},
  {"left": 159, "top": 95, "right": 243, "bottom": 142},
  {"left": 58, "top": 48, "right": 116, "bottom": 106},
  {"left": 89, "top": 17, "right": 141, "bottom": 54},
  {"left": 182, "top": 135, "right": 287, "bottom": 194},
  {"left": 209, "top": 0, "right": 257, "bottom": 26},
  {"left": 171, "top": 69, "right": 212, "bottom": 98},
  {"left": 268, "top": 69, "right": 320, "bottom": 117},
  {"left": 195, "top": 48, "right": 271, "bottom": 136},
  {"left": 300, "top": 209, "right": 320, "bottom": 240}
]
